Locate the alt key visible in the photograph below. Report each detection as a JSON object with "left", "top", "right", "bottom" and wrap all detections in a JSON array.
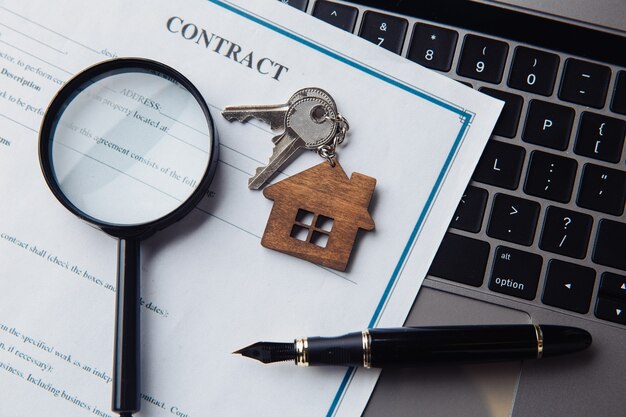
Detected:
[{"left": 489, "top": 246, "right": 543, "bottom": 300}]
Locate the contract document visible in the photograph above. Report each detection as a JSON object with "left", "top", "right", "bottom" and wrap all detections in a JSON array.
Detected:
[{"left": 0, "top": 1, "right": 503, "bottom": 416}]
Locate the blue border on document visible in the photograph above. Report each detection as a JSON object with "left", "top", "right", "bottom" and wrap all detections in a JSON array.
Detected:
[{"left": 206, "top": 1, "right": 474, "bottom": 415}]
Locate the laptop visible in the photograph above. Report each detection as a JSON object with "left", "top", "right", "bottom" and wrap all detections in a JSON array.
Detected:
[{"left": 280, "top": 0, "right": 626, "bottom": 415}]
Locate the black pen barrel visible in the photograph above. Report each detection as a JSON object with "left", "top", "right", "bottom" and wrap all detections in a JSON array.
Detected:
[
  {"left": 300, "top": 325, "right": 590, "bottom": 367},
  {"left": 368, "top": 325, "right": 590, "bottom": 367},
  {"left": 368, "top": 325, "right": 537, "bottom": 366}
]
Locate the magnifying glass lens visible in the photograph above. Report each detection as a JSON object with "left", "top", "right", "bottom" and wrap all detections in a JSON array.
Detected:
[
  {"left": 40, "top": 59, "right": 217, "bottom": 417},
  {"left": 49, "top": 68, "right": 210, "bottom": 226}
]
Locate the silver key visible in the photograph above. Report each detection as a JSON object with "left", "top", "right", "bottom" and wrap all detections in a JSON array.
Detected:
[
  {"left": 222, "top": 87, "right": 337, "bottom": 131},
  {"left": 248, "top": 96, "right": 338, "bottom": 189},
  {"left": 222, "top": 103, "right": 289, "bottom": 131},
  {"left": 222, "top": 88, "right": 339, "bottom": 189}
]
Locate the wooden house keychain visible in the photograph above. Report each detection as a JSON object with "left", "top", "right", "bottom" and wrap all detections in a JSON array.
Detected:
[{"left": 222, "top": 88, "right": 376, "bottom": 271}]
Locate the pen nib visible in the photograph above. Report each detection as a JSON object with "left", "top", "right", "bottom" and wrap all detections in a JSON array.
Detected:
[{"left": 233, "top": 342, "right": 295, "bottom": 364}]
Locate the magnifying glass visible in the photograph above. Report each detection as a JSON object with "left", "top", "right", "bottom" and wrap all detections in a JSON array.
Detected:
[{"left": 39, "top": 58, "right": 218, "bottom": 417}]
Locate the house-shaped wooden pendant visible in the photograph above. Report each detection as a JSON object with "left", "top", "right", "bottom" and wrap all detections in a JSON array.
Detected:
[{"left": 261, "top": 160, "right": 376, "bottom": 271}]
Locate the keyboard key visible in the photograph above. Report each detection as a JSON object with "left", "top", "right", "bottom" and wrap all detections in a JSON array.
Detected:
[
  {"left": 457, "top": 35, "right": 508, "bottom": 84},
  {"left": 407, "top": 23, "right": 458, "bottom": 71},
  {"left": 312, "top": 1, "right": 358, "bottom": 32},
  {"left": 577, "top": 164, "right": 626, "bottom": 216},
  {"left": 489, "top": 246, "right": 542, "bottom": 300},
  {"left": 428, "top": 233, "right": 490, "bottom": 287},
  {"left": 450, "top": 185, "right": 488, "bottom": 233},
  {"left": 595, "top": 297, "right": 626, "bottom": 325},
  {"left": 539, "top": 206, "right": 593, "bottom": 259},
  {"left": 559, "top": 58, "right": 611, "bottom": 108},
  {"left": 542, "top": 259, "right": 595, "bottom": 314},
  {"left": 479, "top": 88, "right": 524, "bottom": 138},
  {"left": 472, "top": 140, "right": 525, "bottom": 190},
  {"left": 278, "top": 0, "right": 308, "bottom": 11},
  {"left": 598, "top": 272, "right": 626, "bottom": 300},
  {"left": 595, "top": 272, "right": 626, "bottom": 322},
  {"left": 487, "top": 193, "right": 540, "bottom": 246},
  {"left": 522, "top": 100, "right": 575, "bottom": 150},
  {"left": 592, "top": 219, "right": 626, "bottom": 271},
  {"left": 507, "top": 46, "right": 560, "bottom": 96},
  {"left": 611, "top": 71, "right": 626, "bottom": 115},
  {"left": 359, "top": 11, "right": 408, "bottom": 54},
  {"left": 574, "top": 112, "right": 625, "bottom": 163},
  {"left": 524, "top": 151, "right": 577, "bottom": 203}
]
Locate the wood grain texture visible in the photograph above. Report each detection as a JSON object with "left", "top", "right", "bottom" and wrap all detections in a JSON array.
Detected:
[{"left": 261, "top": 160, "right": 376, "bottom": 271}]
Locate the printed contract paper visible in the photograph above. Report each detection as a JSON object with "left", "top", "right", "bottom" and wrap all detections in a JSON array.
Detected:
[{"left": 0, "top": 1, "right": 503, "bottom": 416}]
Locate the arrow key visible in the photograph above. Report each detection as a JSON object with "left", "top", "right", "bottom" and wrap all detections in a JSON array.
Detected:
[
  {"left": 595, "top": 297, "right": 626, "bottom": 325},
  {"left": 542, "top": 259, "right": 595, "bottom": 313},
  {"left": 598, "top": 272, "right": 626, "bottom": 300}
]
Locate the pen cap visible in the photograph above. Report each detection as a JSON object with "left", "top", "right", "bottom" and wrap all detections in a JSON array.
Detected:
[
  {"left": 368, "top": 325, "right": 540, "bottom": 366},
  {"left": 540, "top": 325, "right": 592, "bottom": 357}
]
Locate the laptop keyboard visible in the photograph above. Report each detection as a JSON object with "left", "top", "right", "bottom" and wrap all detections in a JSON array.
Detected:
[{"left": 282, "top": 0, "right": 626, "bottom": 326}]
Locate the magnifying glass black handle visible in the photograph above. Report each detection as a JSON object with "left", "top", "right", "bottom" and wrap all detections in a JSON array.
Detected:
[
  {"left": 38, "top": 58, "right": 218, "bottom": 417},
  {"left": 112, "top": 238, "right": 141, "bottom": 416}
]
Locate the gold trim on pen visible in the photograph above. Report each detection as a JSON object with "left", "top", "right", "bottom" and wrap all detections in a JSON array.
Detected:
[
  {"left": 295, "top": 338, "right": 309, "bottom": 366},
  {"left": 534, "top": 324, "right": 544, "bottom": 359},
  {"left": 362, "top": 330, "right": 372, "bottom": 368}
]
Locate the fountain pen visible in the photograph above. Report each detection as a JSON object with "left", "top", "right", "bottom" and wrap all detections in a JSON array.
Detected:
[{"left": 234, "top": 325, "right": 591, "bottom": 367}]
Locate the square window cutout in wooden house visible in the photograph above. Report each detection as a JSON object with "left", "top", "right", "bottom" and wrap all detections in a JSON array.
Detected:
[{"left": 262, "top": 160, "right": 376, "bottom": 271}]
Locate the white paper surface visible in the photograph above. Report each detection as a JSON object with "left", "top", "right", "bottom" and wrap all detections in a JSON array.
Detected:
[{"left": 0, "top": 1, "right": 503, "bottom": 416}]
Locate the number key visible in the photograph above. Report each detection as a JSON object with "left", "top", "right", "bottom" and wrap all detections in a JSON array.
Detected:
[
  {"left": 312, "top": 1, "right": 358, "bottom": 32},
  {"left": 359, "top": 11, "right": 408, "bottom": 54},
  {"left": 407, "top": 23, "right": 458, "bottom": 71},
  {"left": 457, "top": 35, "right": 508, "bottom": 84},
  {"left": 559, "top": 58, "right": 611, "bottom": 108},
  {"left": 277, "top": 0, "right": 308, "bottom": 11},
  {"left": 508, "top": 46, "right": 560, "bottom": 96}
]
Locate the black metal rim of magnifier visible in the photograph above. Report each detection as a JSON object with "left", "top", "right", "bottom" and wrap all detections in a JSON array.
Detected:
[
  {"left": 37, "top": 57, "right": 219, "bottom": 416},
  {"left": 38, "top": 57, "right": 219, "bottom": 240}
]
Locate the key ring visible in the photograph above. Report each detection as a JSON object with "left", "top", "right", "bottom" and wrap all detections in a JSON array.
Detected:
[{"left": 318, "top": 113, "right": 349, "bottom": 166}]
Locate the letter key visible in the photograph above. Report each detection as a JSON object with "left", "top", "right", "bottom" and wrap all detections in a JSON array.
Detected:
[{"left": 222, "top": 88, "right": 339, "bottom": 189}]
